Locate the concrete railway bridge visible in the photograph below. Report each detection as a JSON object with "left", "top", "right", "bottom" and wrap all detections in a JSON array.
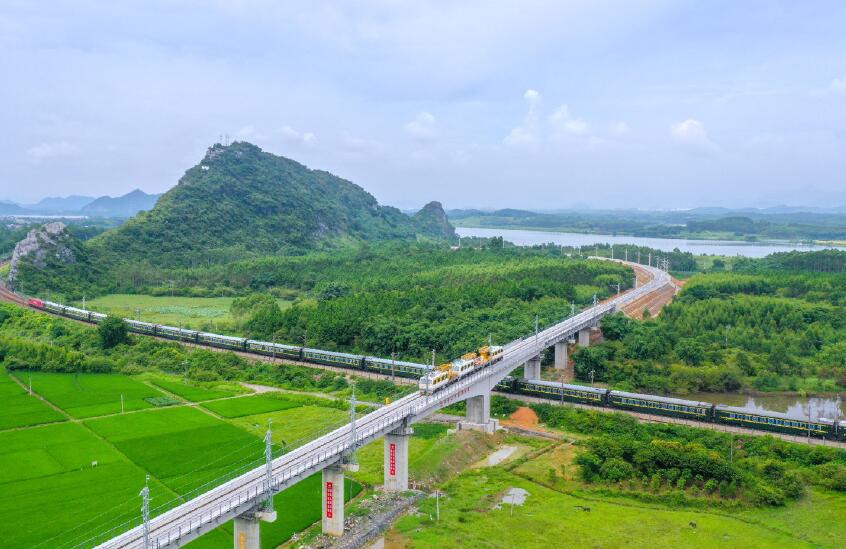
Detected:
[{"left": 80, "top": 260, "right": 670, "bottom": 548}]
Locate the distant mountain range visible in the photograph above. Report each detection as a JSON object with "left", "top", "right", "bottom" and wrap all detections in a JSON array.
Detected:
[{"left": 0, "top": 189, "right": 162, "bottom": 218}]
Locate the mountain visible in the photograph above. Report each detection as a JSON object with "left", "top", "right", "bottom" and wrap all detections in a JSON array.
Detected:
[
  {"left": 27, "top": 195, "right": 95, "bottom": 213},
  {"left": 80, "top": 189, "right": 161, "bottom": 217},
  {"left": 91, "top": 142, "right": 455, "bottom": 266},
  {"left": 0, "top": 201, "right": 27, "bottom": 215}
]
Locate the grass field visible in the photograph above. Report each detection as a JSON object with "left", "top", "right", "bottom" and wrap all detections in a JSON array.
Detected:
[
  {"left": 81, "top": 294, "right": 292, "bottom": 331},
  {"left": 13, "top": 372, "right": 167, "bottom": 418},
  {"left": 149, "top": 376, "right": 247, "bottom": 402},
  {"left": 230, "top": 405, "right": 348, "bottom": 449},
  {"left": 0, "top": 422, "right": 172, "bottom": 548},
  {"left": 0, "top": 368, "right": 65, "bottom": 430},
  {"left": 201, "top": 394, "right": 306, "bottom": 418},
  {"left": 85, "top": 406, "right": 265, "bottom": 498},
  {"left": 392, "top": 467, "right": 811, "bottom": 548}
]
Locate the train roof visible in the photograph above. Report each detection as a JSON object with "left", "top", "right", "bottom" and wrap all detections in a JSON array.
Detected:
[
  {"left": 198, "top": 332, "right": 245, "bottom": 342},
  {"left": 365, "top": 356, "right": 432, "bottom": 370},
  {"left": 524, "top": 379, "right": 608, "bottom": 395},
  {"left": 611, "top": 390, "right": 714, "bottom": 408},
  {"left": 715, "top": 404, "right": 832, "bottom": 423},
  {"left": 246, "top": 340, "right": 301, "bottom": 350},
  {"left": 303, "top": 347, "right": 362, "bottom": 359}
]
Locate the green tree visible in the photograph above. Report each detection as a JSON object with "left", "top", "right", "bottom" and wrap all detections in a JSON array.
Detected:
[{"left": 98, "top": 316, "right": 129, "bottom": 349}]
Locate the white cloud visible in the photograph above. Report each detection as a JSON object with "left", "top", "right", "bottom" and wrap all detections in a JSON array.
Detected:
[
  {"left": 236, "top": 125, "right": 269, "bottom": 141},
  {"left": 548, "top": 104, "right": 589, "bottom": 136},
  {"left": 342, "top": 132, "right": 382, "bottom": 158},
  {"left": 404, "top": 112, "right": 437, "bottom": 142},
  {"left": 279, "top": 125, "right": 316, "bottom": 146},
  {"left": 26, "top": 141, "right": 77, "bottom": 163},
  {"left": 609, "top": 121, "right": 631, "bottom": 136},
  {"left": 831, "top": 77, "right": 846, "bottom": 93},
  {"left": 670, "top": 119, "right": 717, "bottom": 152},
  {"left": 504, "top": 89, "right": 541, "bottom": 148}
]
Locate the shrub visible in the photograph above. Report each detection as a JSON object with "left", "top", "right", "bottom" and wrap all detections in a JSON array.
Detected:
[{"left": 98, "top": 316, "right": 129, "bottom": 349}]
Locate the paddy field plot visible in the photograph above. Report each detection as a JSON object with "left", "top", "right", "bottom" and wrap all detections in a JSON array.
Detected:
[
  {"left": 14, "top": 372, "right": 168, "bottom": 418},
  {"left": 0, "top": 368, "right": 65, "bottom": 429},
  {"left": 229, "top": 405, "right": 349, "bottom": 449},
  {"left": 149, "top": 376, "right": 247, "bottom": 402},
  {"left": 0, "top": 422, "right": 171, "bottom": 548},
  {"left": 201, "top": 393, "right": 307, "bottom": 418},
  {"left": 85, "top": 406, "right": 265, "bottom": 499}
]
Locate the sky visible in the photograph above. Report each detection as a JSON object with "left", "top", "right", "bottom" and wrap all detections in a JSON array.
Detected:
[{"left": 2, "top": 1, "right": 845, "bottom": 210}]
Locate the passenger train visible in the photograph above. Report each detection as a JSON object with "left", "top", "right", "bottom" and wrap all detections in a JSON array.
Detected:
[{"left": 25, "top": 298, "right": 846, "bottom": 442}]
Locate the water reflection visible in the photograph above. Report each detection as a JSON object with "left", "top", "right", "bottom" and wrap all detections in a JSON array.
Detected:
[
  {"left": 682, "top": 392, "right": 845, "bottom": 421},
  {"left": 456, "top": 227, "right": 846, "bottom": 258}
]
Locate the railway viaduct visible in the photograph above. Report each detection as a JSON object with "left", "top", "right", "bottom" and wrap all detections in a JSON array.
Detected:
[
  {"left": 84, "top": 259, "right": 670, "bottom": 549},
  {"left": 0, "top": 256, "right": 671, "bottom": 548}
]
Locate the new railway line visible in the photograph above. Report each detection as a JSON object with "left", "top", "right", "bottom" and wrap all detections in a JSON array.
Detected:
[{"left": 3, "top": 258, "right": 845, "bottom": 546}]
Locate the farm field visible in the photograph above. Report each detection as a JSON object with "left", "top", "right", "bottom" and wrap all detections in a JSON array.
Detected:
[
  {"left": 0, "top": 368, "right": 65, "bottom": 429},
  {"left": 229, "top": 405, "right": 348, "bottom": 449},
  {"left": 148, "top": 375, "right": 247, "bottom": 402},
  {"left": 12, "top": 371, "right": 168, "bottom": 418},
  {"left": 0, "top": 421, "right": 172, "bottom": 548},
  {"left": 84, "top": 406, "right": 265, "bottom": 497},
  {"left": 81, "top": 294, "right": 292, "bottom": 331},
  {"left": 201, "top": 393, "right": 305, "bottom": 418},
  {"left": 390, "top": 467, "right": 812, "bottom": 548}
]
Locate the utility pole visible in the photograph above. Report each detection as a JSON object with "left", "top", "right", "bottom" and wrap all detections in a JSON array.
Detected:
[
  {"left": 348, "top": 382, "right": 358, "bottom": 467},
  {"left": 435, "top": 489, "right": 441, "bottom": 521},
  {"left": 140, "top": 474, "right": 150, "bottom": 549},
  {"left": 589, "top": 369, "right": 595, "bottom": 386},
  {"left": 637, "top": 250, "right": 641, "bottom": 264},
  {"left": 391, "top": 352, "right": 396, "bottom": 381},
  {"left": 611, "top": 245, "right": 614, "bottom": 260},
  {"left": 431, "top": 349, "right": 435, "bottom": 368},
  {"left": 616, "top": 283, "right": 621, "bottom": 295},
  {"left": 264, "top": 420, "right": 274, "bottom": 512},
  {"left": 28, "top": 373, "right": 32, "bottom": 395},
  {"left": 534, "top": 314, "right": 539, "bottom": 340},
  {"left": 592, "top": 294, "right": 598, "bottom": 308},
  {"left": 648, "top": 252, "right": 651, "bottom": 267},
  {"left": 272, "top": 335, "right": 276, "bottom": 362},
  {"left": 570, "top": 302, "right": 575, "bottom": 317},
  {"left": 82, "top": 295, "right": 86, "bottom": 310}
]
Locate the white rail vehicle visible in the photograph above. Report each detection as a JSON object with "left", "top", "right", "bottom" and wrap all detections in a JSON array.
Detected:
[{"left": 419, "top": 345, "right": 504, "bottom": 393}]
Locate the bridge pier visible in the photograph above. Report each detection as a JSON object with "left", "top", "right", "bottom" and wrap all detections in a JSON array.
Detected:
[
  {"left": 234, "top": 515, "right": 260, "bottom": 549},
  {"left": 384, "top": 425, "right": 412, "bottom": 492},
  {"left": 459, "top": 393, "right": 499, "bottom": 433},
  {"left": 578, "top": 328, "right": 591, "bottom": 347},
  {"left": 322, "top": 465, "right": 345, "bottom": 536},
  {"left": 554, "top": 341, "right": 574, "bottom": 382},
  {"left": 523, "top": 355, "right": 542, "bottom": 380}
]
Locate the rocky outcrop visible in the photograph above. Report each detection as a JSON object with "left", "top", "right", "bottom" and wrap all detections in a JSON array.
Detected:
[
  {"left": 8, "top": 222, "right": 76, "bottom": 288},
  {"left": 414, "top": 201, "right": 457, "bottom": 238}
]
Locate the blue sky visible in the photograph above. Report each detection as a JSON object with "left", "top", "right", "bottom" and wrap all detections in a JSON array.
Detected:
[{"left": 2, "top": 1, "right": 845, "bottom": 209}]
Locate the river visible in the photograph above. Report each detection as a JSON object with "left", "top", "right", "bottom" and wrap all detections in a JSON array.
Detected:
[
  {"left": 457, "top": 226, "right": 846, "bottom": 419},
  {"left": 456, "top": 227, "right": 846, "bottom": 258}
]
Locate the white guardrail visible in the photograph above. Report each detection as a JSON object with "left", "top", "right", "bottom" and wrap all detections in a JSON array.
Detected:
[{"left": 95, "top": 261, "right": 670, "bottom": 548}]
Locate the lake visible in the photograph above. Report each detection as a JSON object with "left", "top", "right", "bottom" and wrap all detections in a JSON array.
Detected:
[{"left": 456, "top": 227, "right": 846, "bottom": 258}]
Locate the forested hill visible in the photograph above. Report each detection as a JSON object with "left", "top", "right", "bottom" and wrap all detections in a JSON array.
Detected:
[{"left": 90, "top": 141, "right": 455, "bottom": 266}]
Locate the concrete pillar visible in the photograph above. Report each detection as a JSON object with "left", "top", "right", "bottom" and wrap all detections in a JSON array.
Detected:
[
  {"left": 578, "top": 328, "right": 591, "bottom": 347},
  {"left": 523, "top": 355, "right": 542, "bottom": 380},
  {"left": 466, "top": 393, "right": 490, "bottom": 424},
  {"left": 554, "top": 342, "right": 568, "bottom": 370},
  {"left": 322, "top": 465, "right": 345, "bottom": 536},
  {"left": 234, "top": 515, "right": 260, "bottom": 549},
  {"left": 384, "top": 426, "right": 412, "bottom": 492}
]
